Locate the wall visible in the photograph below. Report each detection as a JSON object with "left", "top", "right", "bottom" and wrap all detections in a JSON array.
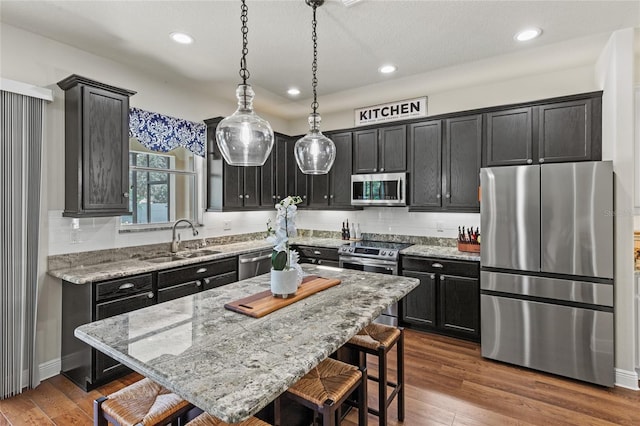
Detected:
[
  {"left": 2, "top": 21, "right": 635, "bottom": 382},
  {"left": 595, "top": 28, "right": 637, "bottom": 388}
]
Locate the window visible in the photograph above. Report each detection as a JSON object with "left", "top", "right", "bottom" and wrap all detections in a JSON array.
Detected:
[{"left": 121, "top": 145, "right": 197, "bottom": 225}]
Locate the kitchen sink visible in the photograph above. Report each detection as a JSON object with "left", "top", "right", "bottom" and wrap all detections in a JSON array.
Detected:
[{"left": 142, "top": 249, "right": 221, "bottom": 263}]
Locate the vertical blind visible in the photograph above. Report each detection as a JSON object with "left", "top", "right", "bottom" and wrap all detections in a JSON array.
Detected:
[{"left": 0, "top": 90, "right": 44, "bottom": 399}]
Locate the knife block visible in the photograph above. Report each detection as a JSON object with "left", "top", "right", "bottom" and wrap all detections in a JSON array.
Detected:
[{"left": 457, "top": 242, "right": 480, "bottom": 253}]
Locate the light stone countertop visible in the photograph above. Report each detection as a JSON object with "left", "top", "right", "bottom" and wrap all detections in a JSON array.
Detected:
[
  {"left": 400, "top": 244, "right": 481, "bottom": 262},
  {"left": 74, "top": 264, "right": 420, "bottom": 423}
]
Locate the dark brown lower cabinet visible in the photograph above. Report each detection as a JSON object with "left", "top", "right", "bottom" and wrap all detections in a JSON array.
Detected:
[
  {"left": 293, "top": 245, "right": 340, "bottom": 268},
  {"left": 61, "top": 256, "right": 238, "bottom": 391},
  {"left": 401, "top": 256, "right": 480, "bottom": 341}
]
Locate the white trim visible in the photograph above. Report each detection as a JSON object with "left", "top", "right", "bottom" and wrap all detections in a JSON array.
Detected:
[
  {"left": 634, "top": 85, "right": 640, "bottom": 213},
  {"left": 0, "top": 78, "right": 53, "bottom": 102},
  {"left": 39, "top": 357, "right": 61, "bottom": 381},
  {"left": 615, "top": 368, "right": 640, "bottom": 390}
]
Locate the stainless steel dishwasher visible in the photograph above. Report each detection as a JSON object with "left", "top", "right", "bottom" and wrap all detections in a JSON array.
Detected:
[{"left": 238, "top": 249, "right": 272, "bottom": 280}]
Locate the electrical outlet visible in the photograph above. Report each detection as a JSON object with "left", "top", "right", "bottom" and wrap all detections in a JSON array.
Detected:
[
  {"left": 223, "top": 221, "right": 231, "bottom": 231},
  {"left": 436, "top": 222, "right": 444, "bottom": 232}
]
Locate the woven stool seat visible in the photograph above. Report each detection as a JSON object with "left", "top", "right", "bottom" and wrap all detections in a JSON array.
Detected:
[
  {"left": 348, "top": 323, "right": 401, "bottom": 351},
  {"left": 95, "top": 377, "right": 192, "bottom": 426},
  {"left": 287, "top": 357, "right": 362, "bottom": 409},
  {"left": 188, "top": 412, "right": 270, "bottom": 426}
]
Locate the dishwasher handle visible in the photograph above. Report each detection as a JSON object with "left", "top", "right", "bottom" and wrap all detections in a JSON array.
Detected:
[{"left": 239, "top": 253, "right": 272, "bottom": 264}]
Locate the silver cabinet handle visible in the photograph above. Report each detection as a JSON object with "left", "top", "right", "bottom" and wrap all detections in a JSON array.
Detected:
[
  {"left": 436, "top": 194, "right": 441, "bottom": 199},
  {"left": 277, "top": 196, "right": 281, "bottom": 200},
  {"left": 380, "top": 167, "right": 385, "bottom": 172},
  {"left": 445, "top": 193, "right": 450, "bottom": 199},
  {"left": 239, "top": 254, "right": 271, "bottom": 263},
  {"left": 441, "top": 275, "right": 445, "bottom": 281},
  {"left": 195, "top": 280, "right": 202, "bottom": 287},
  {"left": 313, "top": 250, "right": 322, "bottom": 255},
  {"left": 272, "top": 195, "right": 276, "bottom": 199},
  {"left": 303, "top": 195, "right": 307, "bottom": 199},
  {"left": 147, "top": 292, "right": 154, "bottom": 299},
  {"left": 238, "top": 195, "right": 243, "bottom": 199},
  {"left": 539, "top": 158, "right": 545, "bottom": 163},
  {"left": 203, "top": 278, "right": 211, "bottom": 285},
  {"left": 123, "top": 192, "right": 129, "bottom": 198},
  {"left": 373, "top": 168, "right": 377, "bottom": 172},
  {"left": 118, "top": 283, "right": 134, "bottom": 290},
  {"left": 330, "top": 195, "right": 334, "bottom": 198},
  {"left": 431, "top": 263, "right": 443, "bottom": 268},
  {"left": 323, "top": 195, "right": 328, "bottom": 199},
  {"left": 196, "top": 268, "right": 208, "bottom": 273},
  {"left": 245, "top": 195, "right": 249, "bottom": 198},
  {"left": 430, "top": 274, "right": 436, "bottom": 280},
  {"left": 527, "top": 159, "right": 533, "bottom": 164}
]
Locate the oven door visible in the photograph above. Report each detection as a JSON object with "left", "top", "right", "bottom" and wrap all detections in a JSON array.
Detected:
[{"left": 339, "top": 256, "right": 398, "bottom": 325}]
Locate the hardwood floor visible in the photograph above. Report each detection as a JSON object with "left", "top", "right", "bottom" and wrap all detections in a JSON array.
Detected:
[{"left": 1, "top": 329, "right": 639, "bottom": 425}]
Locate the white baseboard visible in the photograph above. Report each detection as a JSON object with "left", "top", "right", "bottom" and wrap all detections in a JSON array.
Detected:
[
  {"left": 615, "top": 368, "right": 640, "bottom": 390},
  {"left": 39, "top": 358, "right": 61, "bottom": 382}
]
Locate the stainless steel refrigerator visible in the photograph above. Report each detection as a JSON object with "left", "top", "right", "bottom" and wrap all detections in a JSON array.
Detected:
[{"left": 480, "top": 161, "right": 614, "bottom": 387}]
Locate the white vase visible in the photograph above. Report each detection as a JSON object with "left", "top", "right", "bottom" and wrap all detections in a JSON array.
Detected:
[{"left": 270, "top": 269, "right": 298, "bottom": 298}]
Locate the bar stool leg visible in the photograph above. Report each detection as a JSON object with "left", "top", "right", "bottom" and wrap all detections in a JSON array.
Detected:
[
  {"left": 377, "top": 346, "right": 387, "bottom": 426},
  {"left": 397, "top": 329, "right": 405, "bottom": 422},
  {"left": 94, "top": 397, "right": 108, "bottom": 426},
  {"left": 358, "top": 366, "right": 368, "bottom": 426}
]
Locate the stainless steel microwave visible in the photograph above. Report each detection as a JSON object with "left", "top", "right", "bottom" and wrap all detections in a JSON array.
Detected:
[{"left": 351, "top": 173, "right": 406, "bottom": 206}]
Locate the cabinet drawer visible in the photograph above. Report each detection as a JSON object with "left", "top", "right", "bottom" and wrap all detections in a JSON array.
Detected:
[
  {"left": 157, "top": 258, "right": 236, "bottom": 289},
  {"left": 95, "top": 274, "right": 153, "bottom": 302},
  {"left": 203, "top": 271, "right": 237, "bottom": 290},
  {"left": 295, "top": 246, "right": 339, "bottom": 261},
  {"left": 402, "top": 256, "right": 479, "bottom": 277},
  {"left": 95, "top": 291, "right": 155, "bottom": 320},
  {"left": 158, "top": 281, "right": 202, "bottom": 303}
]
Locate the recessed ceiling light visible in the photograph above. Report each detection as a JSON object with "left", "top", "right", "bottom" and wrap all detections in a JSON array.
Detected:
[
  {"left": 170, "top": 32, "right": 194, "bottom": 45},
  {"left": 379, "top": 64, "right": 397, "bottom": 74},
  {"left": 287, "top": 88, "right": 301, "bottom": 96},
  {"left": 514, "top": 28, "right": 542, "bottom": 42}
]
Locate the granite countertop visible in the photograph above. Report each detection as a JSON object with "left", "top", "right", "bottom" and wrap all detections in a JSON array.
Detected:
[
  {"left": 49, "top": 236, "right": 480, "bottom": 284},
  {"left": 74, "top": 264, "right": 420, "bottom": 423},
  {"left": 400, "top": 244, "right": 481, "bottom": 262}
]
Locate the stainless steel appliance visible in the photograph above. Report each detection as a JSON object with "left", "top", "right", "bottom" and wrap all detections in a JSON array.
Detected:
[
  {"left": 339, "top": 240, "right": 412, "bottom": 325},
  {"left": 351, "top": 173, "right": 406, "bottom": 206},
  {"left": 480, "top": 161, "right": 614, "bottom": 387},
  {"left": 238, "top": 249, "right": 272, "bottom": 280}
]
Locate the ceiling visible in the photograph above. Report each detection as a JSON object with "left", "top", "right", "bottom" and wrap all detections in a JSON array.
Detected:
[{"left": 1, "top": 0, "right": 639, "bottom": 119}]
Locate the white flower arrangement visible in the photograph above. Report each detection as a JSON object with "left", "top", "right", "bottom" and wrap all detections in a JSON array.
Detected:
[{"left": 266, "top": 196, "right": 303, "bottom": 278}]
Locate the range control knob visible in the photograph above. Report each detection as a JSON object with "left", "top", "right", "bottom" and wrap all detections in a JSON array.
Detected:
[
  {"left": 380, "top": 250, "right": 386, "bottom": 256},
  {"left": 389, "top": 251, "right": 395, "bottom": 256},
  {"left": 349, "top": 248, "right": 354, "bottom": 253}
]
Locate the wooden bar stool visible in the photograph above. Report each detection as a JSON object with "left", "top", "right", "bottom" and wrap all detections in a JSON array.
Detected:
[
  {"left": 94, "top": 377, "right": 193, "bottom": 426},
  {"left": 276, "top": 357, "right": 367, "bottom": 426},
  {"left": 345, "top": 323, "right": 404, "bottom": 426},
  {"left": 187, "top": 411, "right": 270, "bottom": 426}
]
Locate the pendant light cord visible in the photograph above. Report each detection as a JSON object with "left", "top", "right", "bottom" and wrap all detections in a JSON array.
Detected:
[
  {"left": 311, "top": 3, "right": 319, "bottom": 116},
  {"left": 239, "top": 0, "right": 250, "bottom": 85}
]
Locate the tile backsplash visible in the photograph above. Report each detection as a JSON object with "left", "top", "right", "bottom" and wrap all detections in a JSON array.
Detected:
[{"left": 48, "top": 208, "right": 480, "bottom": 256}]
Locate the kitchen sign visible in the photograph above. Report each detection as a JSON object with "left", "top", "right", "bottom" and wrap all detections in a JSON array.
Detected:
[{"left": 354, "top": 96, "right": 427, "bottom": 126}]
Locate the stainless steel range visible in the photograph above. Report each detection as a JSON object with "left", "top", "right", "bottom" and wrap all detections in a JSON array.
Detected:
[{"left": 338, "top": 240, "right": 412, "bottom": 325}]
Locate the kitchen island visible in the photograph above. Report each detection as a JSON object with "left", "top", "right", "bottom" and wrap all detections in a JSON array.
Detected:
[{"left": 74, "top": 264, "right": 419, "bottom": 423}]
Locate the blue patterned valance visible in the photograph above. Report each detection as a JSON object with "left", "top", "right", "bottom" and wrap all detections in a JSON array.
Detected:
[{"left": 129, "top": 107, "right": 205, "bottom": 157}]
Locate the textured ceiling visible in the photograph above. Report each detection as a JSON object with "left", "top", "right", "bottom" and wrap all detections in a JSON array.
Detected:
[{"left": 1, "top": 0, "right": 638, "bottom": 118}]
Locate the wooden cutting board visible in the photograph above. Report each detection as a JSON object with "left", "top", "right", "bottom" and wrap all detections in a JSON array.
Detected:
[{"left": 224, "top": 275, "right": 341, "bottom": 318}]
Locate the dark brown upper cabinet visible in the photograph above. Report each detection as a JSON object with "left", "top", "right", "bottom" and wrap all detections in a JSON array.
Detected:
[
  {"left": 205, "top": 117, "right": 261, "bottom": 211},
  {"left": 57, "top": 75, "right": 136, "bottom": 218},
  {"left": 484, "top": 107, "right": 533, "bottom": 166},
  {"left": 260, "top": 133, "right": 288, "bottom": 208},
  {"left": 353, "top": 125, "right": 407, "bottom": 173},
  {"left": 285, "top": 137, "right": 309, "bottom": 207},
  {"left": 444, "top": 115, "right": 482, "bottom": 211},
  {"left": 308, "top": 132, "right": 356, "bottom": 209},
  {"left": 484, "top": 93, "right": 601, "bottom": 167},
  {"left": 409, "top": 120, "right": 442, "bottom": 209}
]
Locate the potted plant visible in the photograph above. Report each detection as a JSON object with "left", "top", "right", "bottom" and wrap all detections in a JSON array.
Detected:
[{"left": 266, "top": 195, "right": 303, "bottom": 298}]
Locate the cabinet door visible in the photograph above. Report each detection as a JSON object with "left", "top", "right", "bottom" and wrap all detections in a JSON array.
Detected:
[
  {"left": 444, "top": 115, "right": 481, "bottom": 211},
  {"left": 401, "top": 270, "right": 436, "bottom": 326},
  {"left": 379, "top": 125, "right": 407, "bottom": 172},
  {"left": 353, "top": 129, "right": 378, "bottom": 173},
  {"left": 409, "top": 121, "right": 442, "bottom": 208},
  {"left": 485, "top": 107, "right": 533, "bottom": 166},
  {"left": 286, "top": 137, "right": 309, "bottom": 206},
  {"left": 309, "top": 175, "right": 330, "bottom": 207},
  {"left": 274, "top": 135, "right": 288, "bottom": 202},
  {"left": 260, "top": 149, "right": 275, "bottom": 207},
  {"left": 243, "top": 166, "right": 261, "bottom": 208},
  {"left": 438, "top": 275, "right": 479, "bottom": 339},
  {"left": 223, "top": 164, "right": 244, "bottom": 209},
  {"left": 538, "top": 99, "right": 592, "bottom": 163},
  {"left": 82, "top": 86, "right": 130, "bottom": 212},
  {"left": 329, "top": 132, "right": 353, "bottom": 207}
]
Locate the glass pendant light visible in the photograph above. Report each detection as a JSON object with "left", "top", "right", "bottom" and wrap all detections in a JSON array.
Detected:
[
  {"left": 294, "top": 0, "right": 336, "bottom": 175},
  {"left": 216, "top": 0, "right": 274, "bottom": 166}
]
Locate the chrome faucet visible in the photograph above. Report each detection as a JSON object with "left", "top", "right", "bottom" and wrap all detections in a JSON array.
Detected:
[{"left": 171, "top": 219, "right": 199, "bottom": 253}]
